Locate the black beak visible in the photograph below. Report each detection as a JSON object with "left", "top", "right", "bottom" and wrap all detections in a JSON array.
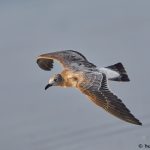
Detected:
[{"left": 45, "top": 84, "right": 52, "bottom": 90}]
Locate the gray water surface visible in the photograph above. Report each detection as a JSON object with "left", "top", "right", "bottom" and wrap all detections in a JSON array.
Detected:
[{"left": 0, "top": 1, "right": 150, "bottom": 150}]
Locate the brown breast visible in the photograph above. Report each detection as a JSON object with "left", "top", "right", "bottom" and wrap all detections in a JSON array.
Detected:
[{"left": 61, "top": 70, "right": 83, "bottom": 87}]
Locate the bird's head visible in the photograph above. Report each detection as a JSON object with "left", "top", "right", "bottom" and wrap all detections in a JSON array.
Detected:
[{"left": 45, "top": 74, "right": 64, "bottom": 90}]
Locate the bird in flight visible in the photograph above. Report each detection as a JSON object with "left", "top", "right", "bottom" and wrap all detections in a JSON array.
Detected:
[{"left": 36, "top": 50, "right": 142, "bottom": 125}]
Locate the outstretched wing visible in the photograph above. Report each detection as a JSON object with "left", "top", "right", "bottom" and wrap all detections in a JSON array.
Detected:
[
  {"left": 78, "top": 72, "right": 142, "bottom": 125},
  {"left": 37, "top": 50, "right": 96, "bottom": 71}
]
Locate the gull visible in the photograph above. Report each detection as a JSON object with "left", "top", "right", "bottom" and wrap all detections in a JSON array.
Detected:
[{"left": 36, "top": 50, "right": 142, "bottom": 125}]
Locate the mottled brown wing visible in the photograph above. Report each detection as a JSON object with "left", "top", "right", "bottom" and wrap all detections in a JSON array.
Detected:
[
  {"left": 78, "top": 72, "right": 142, "bottom": 125},
  {"left": 37, "top": 50, "right": 96, "bottom": 71}
]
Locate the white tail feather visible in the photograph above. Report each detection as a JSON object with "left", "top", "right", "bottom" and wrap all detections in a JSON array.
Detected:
[{"left": 99, "top": 67, "right": 120, "bottom": 80}]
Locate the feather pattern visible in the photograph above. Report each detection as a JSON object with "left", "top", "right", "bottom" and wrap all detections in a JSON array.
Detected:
[
  {"left": 78, "top": 72, "right": 142, "bottom": 125},
  {"left": 37, "top": 50, "right": 96, "bottom": 71}
]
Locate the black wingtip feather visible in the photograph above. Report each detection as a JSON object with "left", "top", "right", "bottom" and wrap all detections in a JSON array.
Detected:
[
  {"left": 37, "top": 58, "right": 54, "bottom": 71},
  {"left": 128, "top": 118, "right": 142, "bottom": 126}
]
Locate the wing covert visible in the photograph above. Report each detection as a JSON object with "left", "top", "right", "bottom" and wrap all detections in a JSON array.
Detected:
[{"left": 36, "top": 50, "right": 96, "bottom": 71}]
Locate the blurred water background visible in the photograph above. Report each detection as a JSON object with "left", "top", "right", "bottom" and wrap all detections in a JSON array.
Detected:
[{"left": 0, "top": 0, "right": 150, "bottom": 150}]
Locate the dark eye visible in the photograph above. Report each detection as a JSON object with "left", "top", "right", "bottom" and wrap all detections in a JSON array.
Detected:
[{"left": 54, "top": 78, "right": 58, "bottom": 82}]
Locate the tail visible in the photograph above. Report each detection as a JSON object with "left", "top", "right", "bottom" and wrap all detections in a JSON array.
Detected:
[{"left": 106, "top": 62, "right": 130, "bottom": 82}]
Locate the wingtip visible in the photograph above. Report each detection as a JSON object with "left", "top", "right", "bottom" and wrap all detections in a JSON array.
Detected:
[
  {"left": 136, "top": 121, "right": 142, "bottom": 126},
  {"left": 36, "top": 57, "right": 54, "bottom": 71},
  {"left": 133, "top": 117, "right": 142, "bottom": 126},
  {"left": 128, "top": 118, "right": 142, "bottom": 126}
]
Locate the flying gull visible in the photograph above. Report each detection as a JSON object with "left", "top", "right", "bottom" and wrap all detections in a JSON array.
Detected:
[{"left": 36, "top": 50, "right": 142, "bottom": 125}]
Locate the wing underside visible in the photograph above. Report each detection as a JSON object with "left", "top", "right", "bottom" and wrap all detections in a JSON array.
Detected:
[{"left": 78, "top": 72, "right": 142, "bottom": 125}]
